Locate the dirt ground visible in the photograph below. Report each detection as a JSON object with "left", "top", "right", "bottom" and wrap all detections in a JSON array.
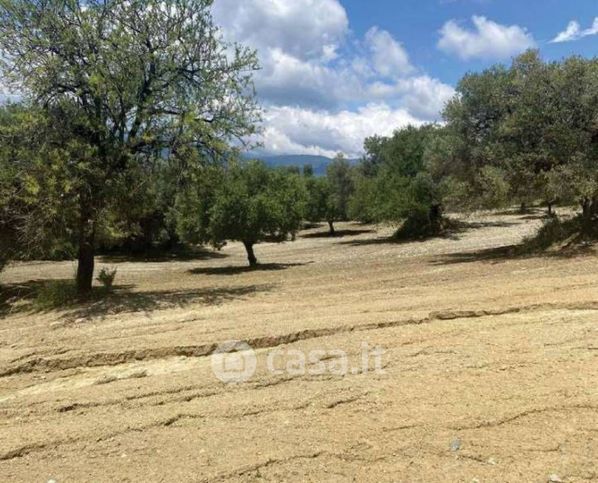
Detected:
[{"left": 0, "top": 210, "right": 597, "bottom": 482}]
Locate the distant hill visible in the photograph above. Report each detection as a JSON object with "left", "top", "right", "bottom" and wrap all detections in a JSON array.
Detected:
[{"left": 244, "top": 154, "right": 358, "bottom": 176}]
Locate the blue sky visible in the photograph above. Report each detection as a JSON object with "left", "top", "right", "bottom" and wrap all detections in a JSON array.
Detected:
[
  {"left": 211, "top": 0, "right": 597, "bottom": 157},
  {"left": 343, "top": 0, "right": 598, "bottom": 85}
]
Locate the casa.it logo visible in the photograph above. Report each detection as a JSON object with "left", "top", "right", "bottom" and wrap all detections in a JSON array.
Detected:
[
  {"left": 211, "top": 340, "right": 386, "bottom": 384},
  {"left": 211, "top": 340, "right": 257, "bottom": 384}
]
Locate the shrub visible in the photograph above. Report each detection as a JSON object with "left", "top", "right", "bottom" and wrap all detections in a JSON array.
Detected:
[{"left": 96, "top": 267, "right": 117, "bottom": 290}]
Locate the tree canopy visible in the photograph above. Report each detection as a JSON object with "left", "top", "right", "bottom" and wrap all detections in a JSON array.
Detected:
[
  {"left": 0, "top": 0, "right": 259, "bottom": 292},
  {"left": 176, "top": 160, "right": 306, "bottom": 266}
]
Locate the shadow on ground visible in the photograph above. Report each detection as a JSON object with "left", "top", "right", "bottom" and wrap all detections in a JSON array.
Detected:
[
  {"left": 301, "top": 229, "right": 375, "bottom": 239},
  {"left": 430, "top": 243, "right": 594, "bottom": 266},
  {"left": 337, "top": 218, "right": 520, "bottom": 247},
  {"left": 0, "top": 280, "right": 272, "bottom": 319},
  {"left": 188, "top": 262, "right": 312, "bottom": 276},
  {"left": 99, "top": 247, "right": 228, "bottom": 263}
]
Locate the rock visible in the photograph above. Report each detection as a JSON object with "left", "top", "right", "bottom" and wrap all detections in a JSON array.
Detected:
[
  {"left": 450, "top": 437, "right": 461, "bottom": 452},
  {"left": 548, "top": 475, "right": 563, "bottom": 483}
]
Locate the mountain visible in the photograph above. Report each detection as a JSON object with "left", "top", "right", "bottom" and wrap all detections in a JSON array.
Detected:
[{"left": 244, "top": 154, "right": 358, "bottom": 176}]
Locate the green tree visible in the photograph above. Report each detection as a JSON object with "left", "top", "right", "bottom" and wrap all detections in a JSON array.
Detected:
[
  {"left": 325, "top": 154, "right": 355, "bottom": 235},
  {"left": 304, "top": 176, "right": 337, "bottom": 233},
  {"left": 356, "top": 125, "right": 446, "bottom": 237},
  {"left": 443, "top": 51, "right": 598, "bottom": 218},
  {"left": 177, "top": 161, "right": 306, "bottom": 267},
  {"left": 0, "top": 0, "right": 259, "bottom": 293},
  {"left": 0, "top": 103, "right": 82, "bottom": 267}
]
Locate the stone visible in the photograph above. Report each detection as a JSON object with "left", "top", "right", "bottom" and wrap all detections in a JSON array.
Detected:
[{"left": 450, "top": 437, "right": 461, "bottom": 452}]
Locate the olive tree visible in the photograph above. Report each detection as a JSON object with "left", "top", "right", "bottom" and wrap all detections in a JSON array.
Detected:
[{"left": 178, "top": 161, "right": 306, "bottom": 267}]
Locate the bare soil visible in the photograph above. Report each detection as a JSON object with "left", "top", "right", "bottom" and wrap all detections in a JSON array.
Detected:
[{"left": 0, "top": 210, "right": 597, "bottom": 482}]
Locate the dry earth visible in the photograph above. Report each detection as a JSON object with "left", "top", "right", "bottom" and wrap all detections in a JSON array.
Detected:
[{"left": 0, "top": 210, "right": 597, "bottom": 482}]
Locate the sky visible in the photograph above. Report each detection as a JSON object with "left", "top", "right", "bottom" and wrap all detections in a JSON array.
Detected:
[{"left": 212, "top": 0, "right": 597, "bottom": 158}]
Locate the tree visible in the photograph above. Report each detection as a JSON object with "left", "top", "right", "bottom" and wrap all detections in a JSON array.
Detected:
[
  {"left": 304, "top": 176, "right": 336, "bottom": 233},
  {"left": 443, "top": 51, "right": 598, "bottom": 219},
  {"left": 0, "top": 0, "right": 259, "bottom": 294},
  {"left": 177, "top": 161, "right": 306, "bottom": 267},
  {"left": 354, "top": 125, "right": 446, "bottom": 237},
  {"left": 0, "top": 103, "right": 81, "bottom": 268},
  {"left": 324, "top": 154, "right": 354, "bottom": 235}
]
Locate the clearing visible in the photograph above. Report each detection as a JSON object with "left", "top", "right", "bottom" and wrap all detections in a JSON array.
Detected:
[{"left": 0, "top": 210, "right": 597, "bottom": 482}]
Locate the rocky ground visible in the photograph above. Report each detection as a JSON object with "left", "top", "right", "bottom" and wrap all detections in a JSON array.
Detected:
[{"left": 0, "top": 210, "right": 596, "bottom": 482}]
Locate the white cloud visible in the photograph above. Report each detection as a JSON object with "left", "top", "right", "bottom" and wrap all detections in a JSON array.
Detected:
[
  {"left": 256, "top": 104, "right": 424, "bottom": 158},
  {"left": 551, "top": 18, "right": 598, "bottom": 43},
  {"left": 213, "top": 0, "right": 348, "bottom": 61},
  {"left": 438, "top": 16, "right": 536, "bottom": 60},
  {"left": 550, "top": 21, "right": 581, "bottom": 43},
  {"left": 368, "top": 76, "right": 455, "bottom": 119},
  {"left": 213, "top": 0, "right": 456, "bottom": 156},
  {"left": 365, "top": 27, "right": 414, "bottom": 78}
]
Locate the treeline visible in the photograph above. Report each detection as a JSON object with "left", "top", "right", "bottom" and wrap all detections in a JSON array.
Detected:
[
  {"left": 348, "top": 50, "right": 598, "bottom": 237},
  {"left": 0, "top": 0, "right": 596, "bottom": 296}
]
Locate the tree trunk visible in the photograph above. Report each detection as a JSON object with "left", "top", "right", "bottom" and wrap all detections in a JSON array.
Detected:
[
  {"left": 580, "top": 197, "right": 598, "bottom": 232},
  {"left": 328, "top": 220, "right": 335, "bottom": 236},
  {"left": 547, "top": 202, "right": 553, "bottom": 217},
  {"left": 429, "top": 203, "right": 442, "bottom": 234},
  {"left": 582, "top": 197, "right": 591, "bottom": 218},
  {"left": 76, "top": 207, "right": 95, "bottom": 296},
  {"left": 519, "top": 202, "right": 527, "bottom": 214},
  {"left": 243, "top": 240, "right": 257, "bottom": 267}
]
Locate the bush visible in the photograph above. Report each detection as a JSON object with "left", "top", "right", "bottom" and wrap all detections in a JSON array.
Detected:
[{"left": 96, "top": 267, "right": 117, "bottom": 290}]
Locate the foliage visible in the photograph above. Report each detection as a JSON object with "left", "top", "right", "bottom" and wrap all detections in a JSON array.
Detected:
[
  {"left": 176, "top": 160, "right": 307, "bottom": 266},
  {"left": 443, "top": 50, "right": 598, "bottom": 216},
  {"left": 96, "top": 268, "right": 118, "bottom": 290},
  {"left": 353, "top": 125, "right": 446, "bottom": 237},
  {"left": 0, "top": 0, "right": 259, "bottom": 292},
  {"left": 302, "top": 154, "right": 354, "bottom": 234},
  {"left": 34, "top": 280, "right": 79, "bottom": 310}
]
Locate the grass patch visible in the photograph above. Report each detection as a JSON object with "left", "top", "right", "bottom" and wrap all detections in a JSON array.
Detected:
[{"left": 32, "top": 280, "right": 114, "bottom": 311}]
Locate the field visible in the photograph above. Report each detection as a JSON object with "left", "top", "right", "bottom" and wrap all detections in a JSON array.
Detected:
[{"left": 0, "top": 210, "right": 597, "bottom": 482}]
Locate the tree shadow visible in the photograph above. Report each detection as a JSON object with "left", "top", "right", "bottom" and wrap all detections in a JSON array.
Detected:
[
  {"left": 302, "top": 222, "right": 324, "bottom": 230},
  {"left": 0, "top": 279, "right": 273, "bottom": 319},
  {"left": 99, "top": 247, "right": 228, "bottom": 263},
  {"left": 430, "top": 245, "right": 520, "bottom": 265},
  {"left": 430, "top": 243, "right": 594, "bottom": 266},
  {"left": 337, "top": 218, "right": 520, "bottom": 247},
  {"left": 301, "top": 229, "right": 375, "bottom": 239},
  {"left": 188, "top": 262, "right": 312, "bottom": 276}
]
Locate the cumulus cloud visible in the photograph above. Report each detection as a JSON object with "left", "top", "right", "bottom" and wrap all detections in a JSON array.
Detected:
[
  {"left": 368, "top": 76, "right": 455, "bottom": 119},
  {"left": 365, "top": 27, "right": 414, "bottom": 78},
  {"left": 256, "top": 104, "right": 424, "bottom": 158},
  {"left": 213, "top": 0, "right": 348, "bottom": 61},
  {"left": 213, "top": 0, "right": 456, "bottom": 156},
  {"left": 213, "top": 0, "right": 357, "bottom": 110},
  {"left": 551, "top": 18, "right": 598, "bottom": 43},
  {"left": 438, "top": 16, "right": 536, "bottom": 60},
  {"left": 255, "top": 48, "right": 359, "bottom": 109}
]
